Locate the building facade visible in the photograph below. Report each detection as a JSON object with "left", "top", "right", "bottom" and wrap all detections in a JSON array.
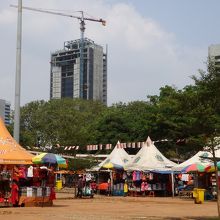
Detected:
[
  {"left": 208, "top": 44, "right": 220, "bottom": 71},
  {"left": 50, "top": 38, "right": 107, "bottom": 105},
  {"left": 0, "top": 99, "right": 11, "bottom": 125}
]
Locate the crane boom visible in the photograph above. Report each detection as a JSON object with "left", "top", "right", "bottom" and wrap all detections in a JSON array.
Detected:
[
  {"left": 10, "top": 4, "right": 106, "bottom": 99},
  {"left": 10, "top": 5, "right": 106, "bottom": 25}
]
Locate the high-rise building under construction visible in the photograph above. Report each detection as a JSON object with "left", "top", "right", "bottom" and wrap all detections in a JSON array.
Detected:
[
  {"left": 50, "top": 38, "right": 107, "bottom": 105},
  {"left": 208, "top": 44, "right": 220, "bottom": 71},
  {"left": 0, "top": 99, "right": 11, "bottom": 125}
]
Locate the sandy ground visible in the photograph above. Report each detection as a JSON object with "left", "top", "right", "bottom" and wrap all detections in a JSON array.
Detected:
[{"left": 0, "top": 192, "right": 218, "bottom": 220}]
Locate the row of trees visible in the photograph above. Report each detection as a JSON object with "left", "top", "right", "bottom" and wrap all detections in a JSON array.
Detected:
[{"left": 9, "top": 61, "right": 220, "bottom": 160}]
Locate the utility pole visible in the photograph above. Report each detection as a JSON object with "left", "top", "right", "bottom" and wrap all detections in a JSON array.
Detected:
[{"left": 13, "top": 0, "right": 22, "bottom": 142}]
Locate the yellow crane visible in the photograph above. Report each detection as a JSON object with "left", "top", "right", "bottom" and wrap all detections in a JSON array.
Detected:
[{"left": 11, "top": 4, "right": 106, "bottom": 98}]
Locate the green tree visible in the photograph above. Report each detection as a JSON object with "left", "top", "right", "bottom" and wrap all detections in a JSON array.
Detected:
[{"left": 20, "top": 99, "right": 106, "bottom": 151}]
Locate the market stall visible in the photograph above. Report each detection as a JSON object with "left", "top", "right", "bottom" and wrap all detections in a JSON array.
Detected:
[
  {"left": 172, "top": 150, "right": 220, "bottom": 200},
  {"left": 16, "top": 165, "right": 56, "bottom": 207},
  {"left": 124, "top": 137, "right": 176, "bottom": 197},
  {"left": 0, "top": 118, "right": 33, "bottom": 207},
  {"left": 0, "top": 118, "right": 58, "bottom": 207},
  {"left": 90, "top": 141, "right": 131, "bottom": 196}
]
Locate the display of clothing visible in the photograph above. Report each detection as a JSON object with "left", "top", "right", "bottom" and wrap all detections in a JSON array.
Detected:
[
  {"left": 0, "top": 164, "right": 56, "bottom": 207},
  {"left": 27, "top": 166, "right": 33, "bottom": 178},
  {"left": 149, "top": 173, "right": 154, "bottom": 180},
  {"left": 132, "top": 171, "right": 137, "bottom": 181},
  {"left": 122, "top": 172, "right": 127, "bottom": 180},
  {"left": 181, "top": 174, "right": 189, "bottom": 182},
  {"left": 141, "top": 182, "right": 145, "bottom": 191},
  {"left": 136, "top": 171, "right": 141, "bottom": 181},
  {"left": 18, "top": 167, "right": 27, "bottom": 179}
]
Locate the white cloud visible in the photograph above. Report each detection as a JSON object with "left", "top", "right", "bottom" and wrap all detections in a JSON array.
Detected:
[
  {"left": 0, "top": 0, "right": 207, "bottom": 108},
  {"left": 0, "top": 8, "right": 16, "bottom": 24}
]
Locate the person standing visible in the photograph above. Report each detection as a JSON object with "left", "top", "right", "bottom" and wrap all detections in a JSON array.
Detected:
[
  {"left": 76, "top": 175, "right": 83, "bottom": 198},
  {"left": 107, "top": 178, "right": 111, "bottom": 196},
  {"left": 124, "top": 180, "right": 128, "bottom": 197},
  {"left": 11, "top": 180, "right": 19, "bottom": 206}
]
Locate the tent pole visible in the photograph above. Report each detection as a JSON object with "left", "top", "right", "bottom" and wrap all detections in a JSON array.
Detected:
[
  {"left": 97, "top": 171, "right": 100, "bottom": 195},
  {"left": 171, "top": 171, "right": 175, "bottom": 198},
  {"left": 110, "top": 170, "right": 113, "bottom": 196}
]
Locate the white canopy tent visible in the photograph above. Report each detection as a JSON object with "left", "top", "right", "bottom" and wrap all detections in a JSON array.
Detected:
[
  {"left": 90, "top": 141, "right": 131, "bottom": 171},
  {"left": 173, "top": 151, "right": 212, "bottom": 171},
  {"left": 172, "top": 149, "right": 220, "bottom": 171},
  {"left": 125, "top": 137, "right": 176, "bottom": 172}
]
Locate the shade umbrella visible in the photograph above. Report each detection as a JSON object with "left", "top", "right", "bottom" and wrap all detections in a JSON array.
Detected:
[
  {"left": 205, "top": 162, "right": 220, "bottom": 172},
  {"left": 181, "top": 163, "right": 206, "bottom": 173},
  {"left": 102, "top": 162, "right": 124, "bottom": 170},
  {"left": 32, "top": 153, "right": 67, "bottom": 167}
]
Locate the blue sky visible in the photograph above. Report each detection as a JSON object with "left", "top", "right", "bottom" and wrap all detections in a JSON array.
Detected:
[
  {"left": 121, "top": 0, "right": 220, "bottom": 46},
  {"left": 0, "top": 0, "right": 219, "bottom": 107}
]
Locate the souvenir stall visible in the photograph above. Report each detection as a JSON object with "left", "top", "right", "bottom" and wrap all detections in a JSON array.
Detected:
[
  {"left": 177, "top": 162, "right": 220, "bottom": 200},
  {"left": 101, "top": 163, "right": 126, "bottom": 196},
  {"left": 26, "top": 153, "right": 67, "bottom": 206},
  {"left": 96, "top": 170, "right": 110, "bottom": 195},
  {"left": 126, "top": 170, "right": 170, "bottom": 196},
  {"left": 125, "top": 137, "right": 176, "bottom": 197},
  {"left": 90, "top": 141, "right": 131, "bottom": 196},
  {"left": 172, "top": 150, "right": 220, "bottom": 200},
  {"left": 17, "top": 164, "right": 56, "bottom": 207}
]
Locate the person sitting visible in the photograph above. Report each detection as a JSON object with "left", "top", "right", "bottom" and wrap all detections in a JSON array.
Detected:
[
  {"left": 177, "top": 179, "right": 185, "bottom": 191},
  {"left": 90, "top": 181, "right": 97, "bottom": 194}
]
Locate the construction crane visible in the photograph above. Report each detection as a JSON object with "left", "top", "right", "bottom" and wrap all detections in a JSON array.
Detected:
[{"left": 11, "top": 4, "right": 106, "bottom": 99}]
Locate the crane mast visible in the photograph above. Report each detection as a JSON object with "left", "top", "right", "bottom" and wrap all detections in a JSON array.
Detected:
[{"left": 11, "top": 4, "right": 106, "bottom": 99}]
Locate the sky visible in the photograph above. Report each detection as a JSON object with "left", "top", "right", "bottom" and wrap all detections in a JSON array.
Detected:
[{"left": 0, "top": 0, "right": 220, "bottom": 108}]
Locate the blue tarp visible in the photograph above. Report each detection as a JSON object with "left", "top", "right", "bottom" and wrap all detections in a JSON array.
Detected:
[{"left": 151, "top": 170, "right": 180, "bottom": 174}]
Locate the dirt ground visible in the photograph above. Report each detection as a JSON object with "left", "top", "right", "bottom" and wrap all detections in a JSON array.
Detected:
[{"left": 0, "top": 193, "right": 218, "bottom": 220}]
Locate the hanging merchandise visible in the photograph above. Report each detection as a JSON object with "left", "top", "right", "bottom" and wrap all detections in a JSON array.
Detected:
[
  {"left": 132, "top": 171, "right": 137, "bottom": 181},
  {"left": 27, "top": 166, "right": 33, "bottom": 178},
  {"left": 149, "top": 173, "right": 154, "bottom": 180},
  {"left": 122, "top": 172, "right": 127, "bottom": 180},
  {"left": 181, "top": 174, "right": 189, "bottom": 182},
  {"left": 142, "top": 173, "right": 146, "bottom": 181},
  {"left": 136, "top": 171, "right": 141, "bottom": 181},
  {"left": 141, "top": 181, "right": 145, "bottom": 192},
  {"left": 18, "top": 166, "right": 27, "bottom": 179},
  {"left": 26, "top": 187, "right": 33, "bottom": 197}
]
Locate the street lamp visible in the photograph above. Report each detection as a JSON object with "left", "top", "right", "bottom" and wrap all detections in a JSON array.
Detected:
[{"left": 13, "top": 0, "right": 22, "bottom": 142}]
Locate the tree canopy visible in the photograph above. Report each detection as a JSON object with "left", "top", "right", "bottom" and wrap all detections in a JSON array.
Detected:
[{"left": 8, "top": 61, "right": 220, "bottom": 164}]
